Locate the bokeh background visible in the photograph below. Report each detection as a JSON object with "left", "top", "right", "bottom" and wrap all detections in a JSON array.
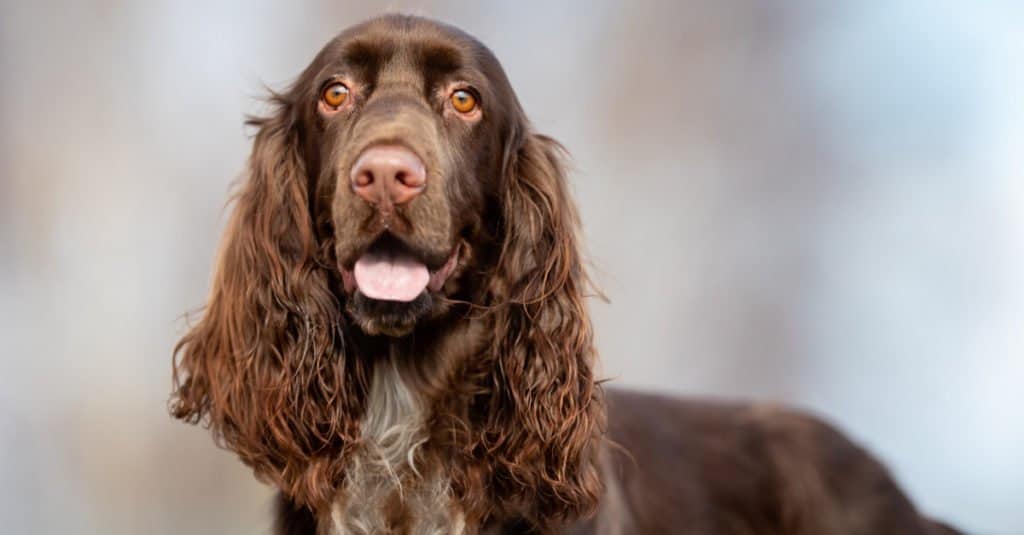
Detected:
[{"left": 2, "top": 1, "right": 1022, "bottom": 533}]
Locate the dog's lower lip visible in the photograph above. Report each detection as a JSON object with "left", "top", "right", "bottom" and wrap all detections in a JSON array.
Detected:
[
  {"left": 427, "top": 250, "right": 458, "bottom": 292},
  {"left": 341, "top": 268, "right": 357, "bottom": 293}
]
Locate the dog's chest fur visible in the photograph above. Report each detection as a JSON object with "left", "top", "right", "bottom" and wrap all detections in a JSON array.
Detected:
[{"left": 328, "top": 355, "right": 464, "bottom": 535}]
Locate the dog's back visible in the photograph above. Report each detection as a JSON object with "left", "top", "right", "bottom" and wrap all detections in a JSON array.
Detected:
[{"left": 572, "top": 389, "right": 962, "bottom": 535}]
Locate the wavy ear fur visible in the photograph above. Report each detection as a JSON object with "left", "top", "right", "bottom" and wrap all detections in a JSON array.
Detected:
[
  {"left": 473, "top": 130, "right": 605, "bottom": 528},
  {"left": 170, "top": 96, "right": 365, "bottom": 511}
]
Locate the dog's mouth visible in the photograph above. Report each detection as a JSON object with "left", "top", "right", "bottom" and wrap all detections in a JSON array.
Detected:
[{"left": 340, "top": 235, "right": 458, "bottom": 302}]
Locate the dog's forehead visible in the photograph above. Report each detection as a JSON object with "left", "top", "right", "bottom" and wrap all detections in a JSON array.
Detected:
[{"left": 320, "top": 15, "right": 494, "bottom": 76}]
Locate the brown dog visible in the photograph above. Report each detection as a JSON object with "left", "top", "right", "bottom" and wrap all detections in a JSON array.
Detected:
[{"left": 172, "top": 14, "right": 962, "bottom": 534}]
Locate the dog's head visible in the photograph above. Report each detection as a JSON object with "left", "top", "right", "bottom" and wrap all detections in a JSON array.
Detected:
[
  {"left": 172, "top": 15, "right": 601, "bottom": 526},
  {"left": 296, "top": 17, "right": 528, "bottom": 336},
  {"left": 239, "top": 15, "right": 529, "bottom": 338}
]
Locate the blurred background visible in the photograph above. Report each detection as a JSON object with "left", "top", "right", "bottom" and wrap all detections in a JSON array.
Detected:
[{"left": 2, "top": 1, "right": 1021, "bottom": 533}]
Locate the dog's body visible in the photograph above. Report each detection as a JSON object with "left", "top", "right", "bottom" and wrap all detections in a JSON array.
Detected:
[
  {"left": 172, "top": 14, "right": 961, "bottom": 534},
  {"left": 577, "top": 390, "right": 961, "bottom": 534},
  {"left": 274, "top": 387, "right": 960, "bottom": 534}
]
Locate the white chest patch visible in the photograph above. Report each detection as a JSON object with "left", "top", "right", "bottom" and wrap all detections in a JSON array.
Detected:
[{"left": 329, "top": 356, "right": 464, "bottom": 535}]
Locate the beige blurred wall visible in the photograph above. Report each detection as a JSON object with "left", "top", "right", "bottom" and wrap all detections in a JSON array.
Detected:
[{"left": 1, "top": 1, "right": 1021, "bottom": 533}]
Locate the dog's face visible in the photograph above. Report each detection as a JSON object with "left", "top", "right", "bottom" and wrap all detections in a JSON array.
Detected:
[
  {"left": 287, "top": 17, "right": 520, "bottom": 336},
  {"left": 173, "top": 15, "right": 602, "bottom": 521}
]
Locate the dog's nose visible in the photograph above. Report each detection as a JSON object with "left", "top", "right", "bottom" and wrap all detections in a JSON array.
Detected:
[{"left": 350, "top": 145, "right": 426, "bottom": 208}]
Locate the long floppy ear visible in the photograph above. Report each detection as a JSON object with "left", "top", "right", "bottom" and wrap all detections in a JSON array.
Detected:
[
  {"left": 170, "top": 95, "right": 365, "bottom": 511},
  {"left": 482, "top": 130, "right": 604, "bottom": 527}
]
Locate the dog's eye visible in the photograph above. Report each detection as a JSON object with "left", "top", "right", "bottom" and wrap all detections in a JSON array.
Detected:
[
  {"left": 450, "top": 89, "right": 477, "bottom": 113},
  {"left": 322, "top": 82, "right": 349, "bottom": 108}
]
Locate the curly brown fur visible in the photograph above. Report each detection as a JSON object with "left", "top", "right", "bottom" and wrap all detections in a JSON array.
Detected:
[
  {"left": 171, "top": 94, "right": 370, "bottom": 509},
  {"left": 428, "top": 133, "right": 604, "bottom": 530}
]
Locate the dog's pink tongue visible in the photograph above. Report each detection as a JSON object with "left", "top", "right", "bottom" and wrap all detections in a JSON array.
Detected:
[{"left": 353, "top": 250, "right": 430, "bottom": 302}]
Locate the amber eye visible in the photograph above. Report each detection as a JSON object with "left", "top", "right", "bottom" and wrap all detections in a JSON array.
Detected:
[
  {"left": 322, "top": 82, "right": 349, "bottom": 108},
  {"left": 451, "top": 89, "right": 477, "bottom": 113}
]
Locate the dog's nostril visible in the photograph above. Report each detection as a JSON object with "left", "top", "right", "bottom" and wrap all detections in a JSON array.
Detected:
[
  {"left": 399, "top": 169, "right": 425, "bottom": 188},
  {"left": 354, "top": 170, "right": 374, "bottom": 188}
]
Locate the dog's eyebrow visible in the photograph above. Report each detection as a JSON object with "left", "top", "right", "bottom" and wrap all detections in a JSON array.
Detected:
[
  {"left": 418, "top": 43, "right": 463, "bottom": 75},
  {"left": 340, "top": 38, "right": 395, "bottom": 69}
]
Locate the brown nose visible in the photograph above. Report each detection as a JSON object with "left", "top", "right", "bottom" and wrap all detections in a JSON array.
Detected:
[{"left": 350, "top": 145, "right": 426, "bottom": 209}]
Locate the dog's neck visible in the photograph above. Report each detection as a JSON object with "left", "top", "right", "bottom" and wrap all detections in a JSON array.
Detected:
[{"left": 328, "top": 318, "right": 487, "bottom": 534}]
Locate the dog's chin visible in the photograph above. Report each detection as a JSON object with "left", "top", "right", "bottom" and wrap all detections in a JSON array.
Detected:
[{"left": 345, "top": 291, "right": 435, "bottom": 337}]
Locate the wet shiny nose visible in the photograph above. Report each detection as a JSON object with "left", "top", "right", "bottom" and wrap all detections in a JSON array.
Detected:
[{"left": 350, "top": 145, "right": 426, "bottom": 208}]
